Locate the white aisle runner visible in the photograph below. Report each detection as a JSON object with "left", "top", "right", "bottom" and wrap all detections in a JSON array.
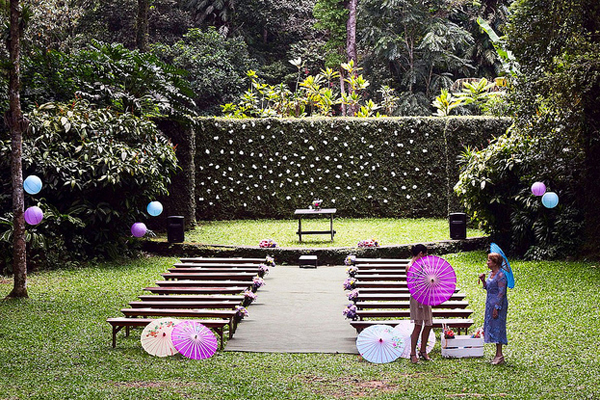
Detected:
[{"left": 224, "top": 264, "right": 359, "bottom": 353}]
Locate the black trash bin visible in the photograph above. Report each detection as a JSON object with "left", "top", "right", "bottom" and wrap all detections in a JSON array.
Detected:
[
  {"left": 167, "top": 216, "right": 185, "bottom": 243},
  {"left": 449, "top": 213, "right": 467, "bottom": 240}
]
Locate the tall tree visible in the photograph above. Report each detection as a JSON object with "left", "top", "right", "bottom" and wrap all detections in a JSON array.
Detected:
[
  {"left": 345, "top": 0, "right": 357, "bottom": 63},
  {"left": 506, "top": 0, "right": 600, "bottom": 255},
  {"left": 136, "top": 0, "right": 150, "bottom": 51},
  {"left": 5, "top": 0, "right": 28, "bottom": 298}
]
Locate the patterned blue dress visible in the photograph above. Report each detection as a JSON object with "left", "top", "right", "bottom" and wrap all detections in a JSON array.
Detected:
[{"left": 484, "top": 270, "right": 508, "bottom": 345}]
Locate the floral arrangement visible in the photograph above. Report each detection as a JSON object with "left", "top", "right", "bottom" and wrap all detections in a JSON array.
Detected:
[
  {"left": 235, "top": 305, "right": 249, "bottom": 321},
  {"left": 347, "top": 288, "right": 360, "bottom": 302},
  {"left": 443, "top": 326, "right": 456, "bottom": 339},
  {"left": 346, "top": 265, "right": 358, "bottom": 277},
  {"left": 343, "top": 277, "right": 357, "bottom": 290},
  {"left": 344, "top": 254, "right": 356, "bottom": 266},
  {"left": 312, "top": 199, "right": 323, "bottom": 209},
  {"left": 357, "top": 238, "right": 379, "bottom": 248},
  {"left": 471, "top": 327, "right": 484, "bottom": 338},
  {"left": 242, "top": 289, "right": 258, "bottom": 307},
  {"left": 265, "top": 256, "right": 276, "bottom": 267},
  {"left": 259, "top": 239, "right": 277, "bottom": 248},
  {"left": 258, "top": 263, "right": 270, "bottom": 277},
  {"left": 252, "top": 276, "right": 265, "bottom": 292},
  {"left": 343, "top": 303, "right": 358, "bottom": 321}
]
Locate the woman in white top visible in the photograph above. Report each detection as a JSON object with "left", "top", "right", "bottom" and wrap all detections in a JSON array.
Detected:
[{"left": 406, "top": 244, "right": 433, "bottom": 363}]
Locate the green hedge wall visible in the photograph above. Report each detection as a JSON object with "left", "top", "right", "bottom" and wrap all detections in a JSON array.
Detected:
[{"left": 193, "top": 117, "right": 511, "bottom": 220}]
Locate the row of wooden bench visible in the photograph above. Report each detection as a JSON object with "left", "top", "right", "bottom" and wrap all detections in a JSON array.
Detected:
[
  {"left": 106, "top": 257, "right": 272, "bottom": 349},
  {"left": 348, "top": 258, "right": 474, "bottom": 333}
]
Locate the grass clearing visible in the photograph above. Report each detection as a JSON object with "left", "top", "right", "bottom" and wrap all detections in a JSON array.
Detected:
[
  {"left": 174, "top": 218, "right": 485, "bottom": 247},
  {"left": 1, "top": 251, "right": 599, "bottom": 399}
]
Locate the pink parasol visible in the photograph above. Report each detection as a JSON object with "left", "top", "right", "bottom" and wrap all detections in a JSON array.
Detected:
[
  {"left": 141, "top": 318, "right": 180, "bottom": 357},
  {"left": 171, "top": 320, "right": 218, "bottom": 360},
  {"left": 407, "top": 255, "right": 456, "bottom": 306},
  {"left": 356, "top": 324, "right": 404, "bottom": 364},
  {"left": 393, "top": 320, "right": 436, "bottom": 359}
]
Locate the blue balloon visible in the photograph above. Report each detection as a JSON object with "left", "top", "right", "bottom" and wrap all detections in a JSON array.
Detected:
[
  {"left": 541, "top": 192, "right": 559, "bottom": 209},
  {"left": 24, "top": 175, "right": 42, "bottom": 195},
  {"left": 147, "top": 201, "right": 163, "bottom": 216}
]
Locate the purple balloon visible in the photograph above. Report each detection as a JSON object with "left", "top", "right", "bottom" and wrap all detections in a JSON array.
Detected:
[
  {"left": 131, "top": 222, "right": 147, "bottom": 238},
  {"left": 531, "top": 182, "right": 546, "bottom": 196},
  {"left": 24, "top": 206, "right": 44, "bottom": 225}
]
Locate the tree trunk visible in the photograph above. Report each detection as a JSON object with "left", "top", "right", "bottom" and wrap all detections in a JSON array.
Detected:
[
  {"left": 346, "top": 0, "right": 357, "bottom": 64},
  {"left": 339, "top": 68, "right": 347, "bottom": 116},
  {"left": 136, "top": 0, "right": 150, "bottom": 52},
  {"left": 7, "top": 0, "right": 28, "bottom": 299}
]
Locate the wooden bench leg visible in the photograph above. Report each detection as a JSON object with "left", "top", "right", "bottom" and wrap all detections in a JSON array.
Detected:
[{"left": 112, "top": 326, "right": 124, "bottom": 348}]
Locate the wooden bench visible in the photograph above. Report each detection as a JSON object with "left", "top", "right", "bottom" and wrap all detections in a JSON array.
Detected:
[
  {"left": 129, "top": 301, "right": 240, "bottom": 309},
  {"left": 355, "top": 258, "right": 410, "bottom": 265},
  {"left": 119, "top": 308, "right": 238, "bottom": 337},
  {"left": 172, "top": 263, "right": 263, "bottom": 269},
  {"left": 161, "top": 272, "right": 257, "bottom": 281},
  {"left": 168, "top": 267, "right": 260, "bottom": 273},
  {"left": 353, "top": 269, "right": 407, "bottom": 275},
  {"left": 356, "top": 292, "right": 466, "bottom": 301},
  {"left": 144, "top": 286, "right": 248, "bottom": 295},
  {"left": 154, "top": 280, "right": 253, "bottom": 288},
  {"left": 179, "top": 257, "right": 267, "bottom": 264},
  {"left": 138, "top": 294, "right": 245, "bottom": 302},
  {"left": 355, "top": 300, "right": 469, "bottom": 309},
  {"left": 350, "top": 318, "right": 474, "bottom": 334},
  {"left": 353, "top": 274, "right": 407, "bottom": 281},
  {"left": 106, "top": 317, "right": 230, "bottom": 349},
  {"left": 356, "top": 309, "right": 474, "bottom": 320}
]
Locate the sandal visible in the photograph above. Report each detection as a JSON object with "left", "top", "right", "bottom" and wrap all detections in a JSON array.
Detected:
[
  {"left": 410, "top": 354, "right": 419, "bottom": 364},
  {"left": 418, "top": 351, "right": 431, "bottom": 361},
  {"left": 491, "top": 356, "right": 505, "bottom": 365}
]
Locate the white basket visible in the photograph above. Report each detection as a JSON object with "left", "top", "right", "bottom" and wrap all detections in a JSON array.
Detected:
[{"left": 440, "top": 334, "right": 484, "bottom": 358}]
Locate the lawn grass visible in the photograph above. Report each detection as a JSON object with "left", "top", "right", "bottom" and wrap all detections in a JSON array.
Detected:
[
  {"left": 1, "top": 251, "right": 599, "bottom": 399},
  {"left": 173, "top": 218, "right": 485, "bottom": 247}
]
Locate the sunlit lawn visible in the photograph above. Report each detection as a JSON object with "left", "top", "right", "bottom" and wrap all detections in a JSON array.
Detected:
[
  {"left": 1, "top": 251, "right": 599, "bottom": 399},
  {"left": 170, "top": 218, "right": 485, "bottom": 247}
]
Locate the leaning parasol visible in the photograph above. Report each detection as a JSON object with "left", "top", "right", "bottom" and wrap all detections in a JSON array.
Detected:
[
  {"left": 171, "top": 320, "right": 218, "bottom": 360},
  {"left": 490, "top": 243, "right": 515, "bottom": 289},
  {"left": 356, "top": 324, "right": 404, "bottom": 364},
  {"left": 407, "top": 255, "right": 456, "bottom": 306},
  {"left": 141, "top": 318, "right": 180, "bottom": 357},
  {"left": 393, "top": 320, "right": 436, "bottom": 359}
]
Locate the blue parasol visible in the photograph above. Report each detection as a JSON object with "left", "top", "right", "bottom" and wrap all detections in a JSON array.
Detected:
[{"left": 490, "top": 243, "right": 515, "bottom": 289}]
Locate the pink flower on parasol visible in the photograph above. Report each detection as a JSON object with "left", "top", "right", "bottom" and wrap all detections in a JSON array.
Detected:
[
  {"left": 356, "top": 324, "right": 404, "bottom": 364},
  {"left": 407, "top": 255, "right": 456, "bottom": 306},
  {"left": 171, "top": 320, "right": 218, "bottom": 360},
  {"left": 141, "top": 318, "right": 180, "bottom": 357}
]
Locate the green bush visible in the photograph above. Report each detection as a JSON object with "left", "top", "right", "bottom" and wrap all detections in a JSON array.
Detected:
[
  {"left": 193, "top": 116, "right": 510, "bottom": 220},
  {"left": 454, "top": 130, "right": 584, "bottom": 259},
  {"left": 0, "top": 100, "right": 178, "bottom": 272}
]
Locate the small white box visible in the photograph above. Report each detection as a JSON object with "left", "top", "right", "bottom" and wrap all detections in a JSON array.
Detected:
[{"left": 441, "top": 334, "right": 484, "bottom": 358}]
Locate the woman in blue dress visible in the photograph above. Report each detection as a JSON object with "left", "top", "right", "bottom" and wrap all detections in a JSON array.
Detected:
[{"left": 479, "top": 252, "right": 508, "bottom": 365}]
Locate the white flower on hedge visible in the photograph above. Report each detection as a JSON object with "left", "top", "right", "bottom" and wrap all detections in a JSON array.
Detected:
[
  {"left": 406, "top": 195, "right": 411, "bottom": 199},
  {"left": 215, "top": 195, "right": 220, "bottom": 199},
  {"left": 356, "top": 182, "right": 361, "bottom": 186},
  {"left": 368, "top": 195, "right": 372, "bottom": 199},
  {"left": 213, "top": 136, "right": 219, "bottom": 140},
  {"left": 352, "top": 196, "right": 356, "bottom": 200},
  {"left": 199, "top": 197, "right": 204, "bottom": 201},
  {"left": 345, "top": 126, "right": 350, "bottom": 130},
  {"left": 215, "top": 165, "right": 220, "bottom": 169},
  {"left": 398, "top": 143, "right": 403, "bottom": 147},
  {"left": 406, "top": 151, "right": 410, "bottom": 154},
  {"left": 410, "top": 139, "right": 414, "bottom": 144},
  {"left": 209, "top": 202, "right": 214, "bottom": 205},
  {"left": 336, "top": 186, "right": 340, "bottom": 189},
  {"left": 261, "top": 135, "right": 265, "bottom": 139},
  {"left": 242, "top": 124, "right": 246, "bottom": 129},
  {"left": 404, "top": 172, "right": 407, "bottom": 176},
  {"left": 309, "top": 146, "right": 314, "bottom": 150},
  {"left": 378, "top": 128, "right": 382, "bottom": 132},
  {"left": 343, "top": 142, "right": 348, "bottom": 147},
  {"left": 335, "top": 174, "right": 340, "bottom": 179},
  {"left": 383, "top": 187, "right": 388, "bottom": 191},
  {"left": 239, "top": 150, "right": 244, "bottom": 155},
  {"left": 332, "top": 199, "right": 336, "bottom": 203},
  {"left": 413, "top": 185, "right": 417, "bottom": 189},
  {"left": 391, "top": 172, "right": 396, "bottom": 177},
  {"left": 267, "top": 125, "right": 271, "bottom": 129},
  {"left": 337, "top": 165, "right": 343, "bottom": 169},
  {"left": 402, "top": 186, "right": 406, "bottom": 190},
  {"left": 369, "top": 145, "right": 374, "bottom": 149},
  {"left": 286, "top": 196, "right": 291, "bottom": 200},
  {"left": 229, "top": 139, "right": 233, "bottom": 144},
  {"left": 205, "top": 149, "right": 210, "bottom": 154},
  {"left": 229, "top": 130, "right": 233, "bottom": 134},
  {"left": 323, "top": 140, "right": 328, "bottom": 145},
  {"left": 423, "top": 149, "right": 428, "bottom": 153},
  {"left": 325, "top": 169, "right": 330, "bottom": 173},
  {"left": 428, "top": 193, "right": 432, "bottom": 197},
  {"left": 257, "top": 195, "right": 261, "bottom": 200},
  {"left": 325, "top": 156, "right": 330, "bottom": 160},
  {"left": 300, "top": 129, "right": 304, "bottom": 133},
  {"left": 248, "top": 139, "right": 253, "bottom": 143},
  {"left": 244, "top": 203, "right": 247, "bottom": 207},
  {"left": 333, "top": 136, "right": 338, "bottom": 141},
  {"left": 384, "top": 199, "right": 388, "bottom": 203}
]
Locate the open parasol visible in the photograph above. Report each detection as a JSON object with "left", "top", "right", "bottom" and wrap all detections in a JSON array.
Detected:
[
  {"left": 356, "top": 324, "right": 404, "bottom": 364},
  {"left": 141, "top": 318, "right": 180, "bottom": 357},
  {"left": 407, "top": 255, "right": 456, "bottom": 306},
  {"left": 490, "top": 243, "right": 515, "bottom": 289},
  {"left": 393, "top": 320, "right": 436, "bottom": 359},
  {"left": 171, "top": 320, "right": 218, "bottom": 360}
]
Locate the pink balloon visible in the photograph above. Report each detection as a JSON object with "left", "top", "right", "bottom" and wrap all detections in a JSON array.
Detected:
[
  {"left": 24, "top": 206, "right": 44, "bottom": 225},
  {"left": 531, "top": 182, "right": 546, "bottom": 196},
  {"left": 131, "top": 222, "right": 147, "bottom": 238}
]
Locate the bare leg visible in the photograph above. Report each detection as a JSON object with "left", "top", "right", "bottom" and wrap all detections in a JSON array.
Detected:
[
  {"left": 418, "top": 325, "right": 432, "bottom": 360},
  {"left": 492, "top": 344, "right": 504, "bottom": 364},
  {"left": 410, "top": 324, "right": 421, "bottom": 363}
]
